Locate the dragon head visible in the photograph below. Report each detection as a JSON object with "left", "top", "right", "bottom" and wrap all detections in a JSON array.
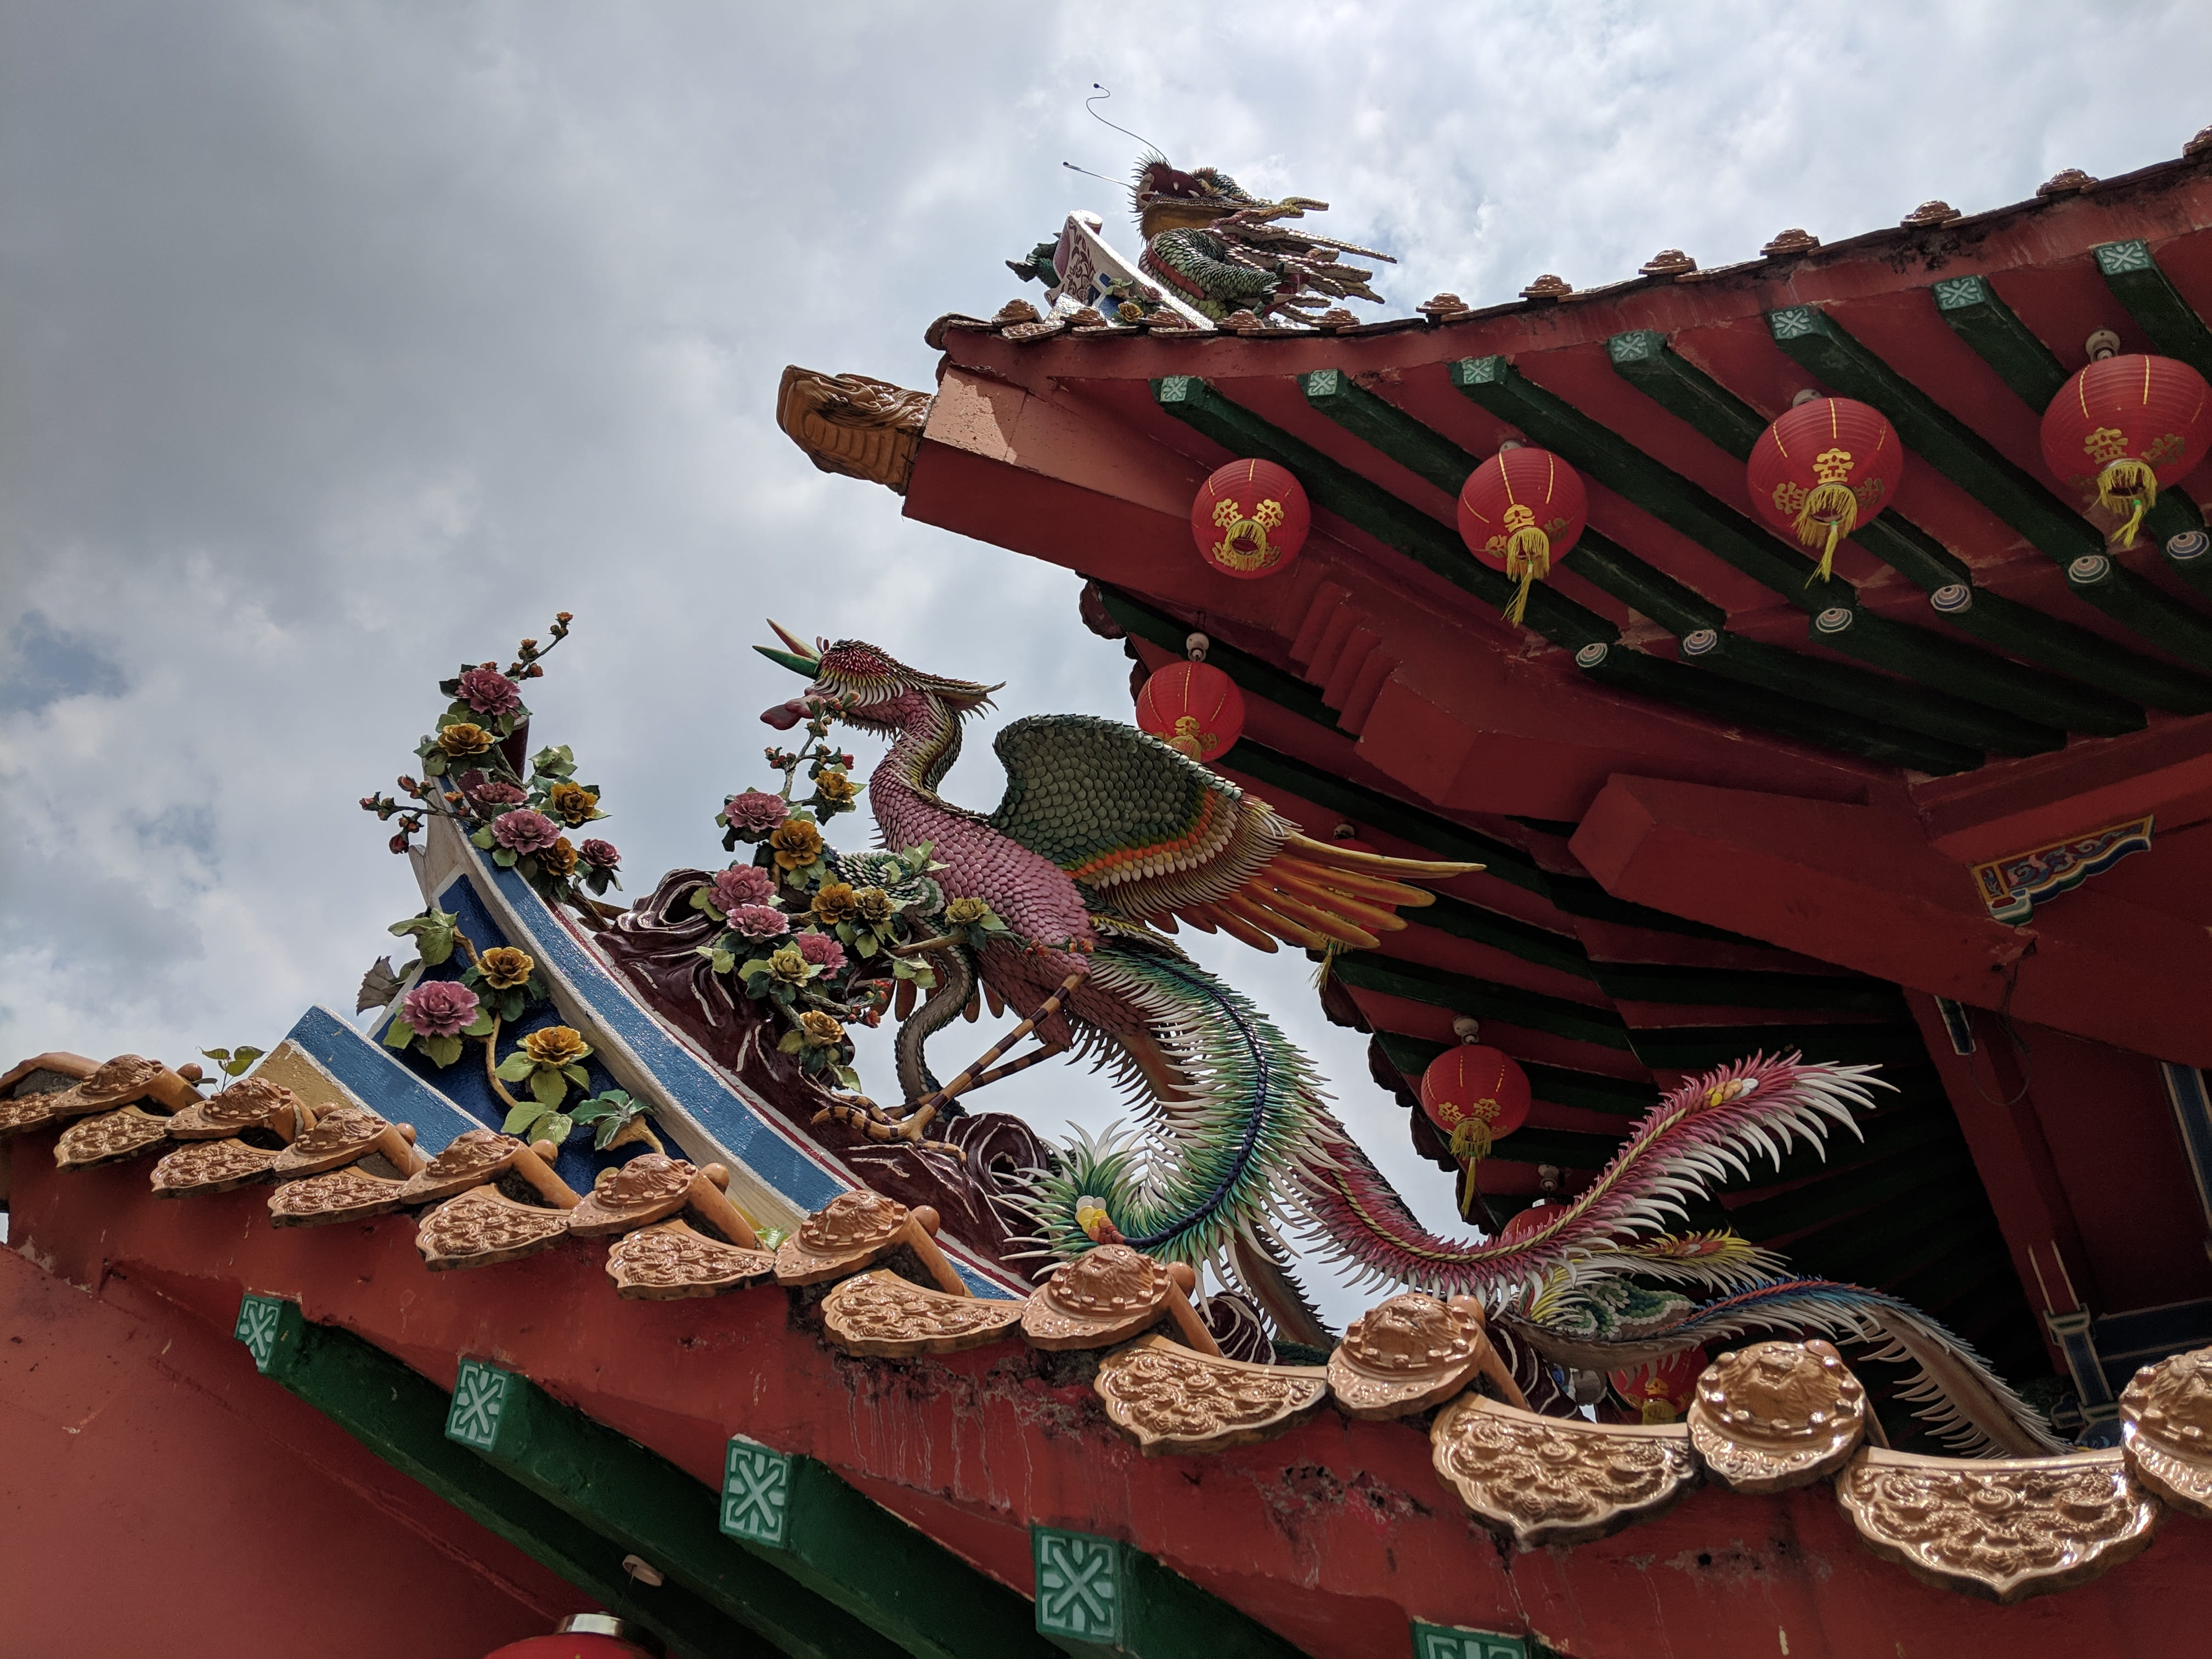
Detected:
[
  {"left": 1132, "top": 157, "right": 1326, "bottom": 241},
  {"left": 755, "top": 624, "right": 1000, "bottom": 733}
]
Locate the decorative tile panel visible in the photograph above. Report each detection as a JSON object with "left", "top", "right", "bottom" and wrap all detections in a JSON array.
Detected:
[
  {"left": 1767, "top": 306, "right": 1819, "bottom": 340},
  {"left": 1412, "top": 1623, "right": 1527, "bottom": 1659},
  {"left": 720, "top": 1436, "right": 793, "bottom": 1547},
  {"left": 233, "top": 1293, "right": 298, "bottom": 1374},
  {"left": 1032, "top": 1526, "right": 1123, "bottom": 1644},
  {"left": 1605, "top": 330, "right": 1664, "bottom": 362},
  {"left": 445, "top": 1359, "right": 513, "bottom": 1451},
  {"left": 1932, "top": 275, "right": 1990, "bottom": 311},
  {"left": 2095, "top": 240, "right": 2154, "bottom": 275}
]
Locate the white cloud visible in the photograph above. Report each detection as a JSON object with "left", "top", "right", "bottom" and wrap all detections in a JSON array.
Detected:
[{"left": 4, "top": 0, "right": 2206, "bottom": 1324}]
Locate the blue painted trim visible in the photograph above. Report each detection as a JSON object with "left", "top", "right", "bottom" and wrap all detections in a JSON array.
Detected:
[
  {"left": 281, "top": 1005, "right": 481, "bottom": 1154},
  {"left": 2159, "top": 1063, "right": 2212, "bottom": 1233},
  {"left": 2046, "top": 1309, "right": 2117, "bottom": 1419},
  {"left": 447, "top": 848, "right": 1011, "bottom": 1296},
  {"left": 1933, "top": 997, "right": 1976, "bottom": 1056}
]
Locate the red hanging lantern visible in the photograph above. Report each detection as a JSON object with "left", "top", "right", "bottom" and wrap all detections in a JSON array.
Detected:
[
  {"left": 2039, "top": 353, "right": 2212, "bottom": 548},
  {"left": 1191, "top": 458, "right": 1310, "bottom": 580},
  {"left": 1609, "top": 1348, "right": 1710, "bottom": 1425},
  {"left": 1498, "top": 1200, "right": 1558, "bottom": 1246},
  {"left": 1745, "top": 397, "right": 1904, "bottom": 584},
  {"left": 1135, "top": 653, "right": 1245, "bottom": 763},
  {"left": 486, "top": 1614, "right": 660, "bottom": 1657},
  {"left": 1456, "top": 447, "right": 1587, "bottom": 626},
  {"left": 1419, "top": 1027, "right": 1532, "bottom": 1212}
]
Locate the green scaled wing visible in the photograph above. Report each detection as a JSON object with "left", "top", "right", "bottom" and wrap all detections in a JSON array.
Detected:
[{"left": 988, "top": 713, "right": 1288, "bottom": 919}]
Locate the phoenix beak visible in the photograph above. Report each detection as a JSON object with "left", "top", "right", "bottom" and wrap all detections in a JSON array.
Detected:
[{"left": 754, "top": 618, "right": 822, "bottom": 677}]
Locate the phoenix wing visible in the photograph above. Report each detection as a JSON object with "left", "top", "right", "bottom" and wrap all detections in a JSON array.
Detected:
[{"left": 988, "top": 713, "right": 1477, "bottom": 951}]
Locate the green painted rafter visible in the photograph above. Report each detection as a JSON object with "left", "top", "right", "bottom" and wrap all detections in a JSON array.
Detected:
[
  {"left": 2095, "top": 240, "right": 2212, "bottom": 381},
  {"left": 1029, "top": 1525, "right": 1306, "bottom": 1659},
  {"left": 1608, "top": 326, "right": 2189, "bottom": 719},
  {"left": 1303, "top": 368, "right": 2059, "bottom": 757},
  {"left": 1928, "top": 275, "right": 2067, "bottom": 407},
  {"left": 236, "top": 1299, "right": 770, "bottom": 1659},
  {"left": 1938, "top": 267, "right": 2212, "bottom": 596},
  {"left": 1152, "top": 375, "right": 1616, "bottom": 648},
  {"left": 1155, "top": 375, "right": 1983, "bottom": 769},
  {"left": 444, "top": 1359, "right": 1046, "bottom": 1659},
  {"left": 1452, "top": 353, "right": 2108, "bottom": 744},
  {"left": 1763, "top": 304, "right": 2212, "bottom": 672}
]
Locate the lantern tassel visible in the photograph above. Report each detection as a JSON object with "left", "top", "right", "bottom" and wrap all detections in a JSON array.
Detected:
[
  {"left": 2096, "top": 459, "right": 2158, "bottom": 548},
  {"left": 1448, "top": 1119, "right": 1494, "bottom": 1163},
  {"left": 1793, "top": 483, "right": 1859, "bottom": 584},
  {"left": 1502, "top": 529, "right": 1551, "bottom": 627}
]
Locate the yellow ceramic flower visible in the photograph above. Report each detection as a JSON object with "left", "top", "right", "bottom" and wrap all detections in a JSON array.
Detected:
[
  {"left": 770, "top": 816, "right": 824, "bottom": 872},
  {"left": 478, "top": 946, "right": 535, "bottom": 991},
  {"left": 945, "top": 895, "right": 991, "bottom": 926},
  {"left": 438, "top": 722, "right": 494, "bottom": 757},
  {"left": 548, "top": 781, "right": 599, "bottom": 825},
  {"left": 767, "top": 946, "right": 811, "bottom": 984},
  {"left": 853, "top": 885, "right": 895, "bottom": 923},
  {"left": 543, "top": 836, "right": 579, "bottom": 877},
  {"left": 814, "top": 769, "right": 859, "bottom": 804},
  {"left": 796, "top": 1010, "right": 846, "bottom": 1048},
  {"left": 810, "top": 883, "right": 860, "bottom": 926},
  {"left": 520, "top": 1026, "right": 591, "bottom": 1068}
]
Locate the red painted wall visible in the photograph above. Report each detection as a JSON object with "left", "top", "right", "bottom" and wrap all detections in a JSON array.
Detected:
[{"left": 0, "top": 1242, "right": 587, "bottom": 1657}]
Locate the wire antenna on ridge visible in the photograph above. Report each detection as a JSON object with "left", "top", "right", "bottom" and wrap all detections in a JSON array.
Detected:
[
  {"left": 1062, "top": 160, "right": 1133, "bottom": 194},
  {"left": 1084, "top": 84, "right": 1163, "bottom": 160}
]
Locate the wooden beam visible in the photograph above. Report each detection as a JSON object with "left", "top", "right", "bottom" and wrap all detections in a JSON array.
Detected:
[
  {"left": 1029, "top": 1525, "right": 1306, "bottom": 1659},
  {"left": 239, "top": 1297, "right": 769, "bottom": 1659},
  {"left": 1609, "top": 327, "right": 2187, "bottom": 719},
  {"left": 442, "top": 1359, "right": 913, "bottom": 1659},
  {"left": 1329, "top": 954, "right": 1632, "bottom": 1049},
  {"left": 1764, "top": 304, "right": 2212, "bottom": 672},
  {"left": 1683, "top": 624, "right": 2061, "bottom": 757},
  {"left": 1572, "top": 641, "right": 1985, "bottom": 774}
]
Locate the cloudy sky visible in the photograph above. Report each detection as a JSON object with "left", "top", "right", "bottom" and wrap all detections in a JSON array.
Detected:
[{"left": 5, "top": 1, "right": 2209, "bottom": 1307}]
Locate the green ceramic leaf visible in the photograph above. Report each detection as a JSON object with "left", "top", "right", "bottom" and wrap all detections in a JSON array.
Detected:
[
  {"left": 383, "top": 1019, "right": 416, "bottom": 1049},
  {"left": 423, "top": 1034, "right": 464, "bottom": 1069},
  {"left": 528, "top": 1069, "right": 567, "bottom": 1108},
  {"left": 495, "top": 1053, "right": 536, "bottom": 1082}
]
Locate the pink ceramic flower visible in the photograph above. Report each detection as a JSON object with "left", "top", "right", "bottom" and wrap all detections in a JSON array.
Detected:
[
  {"left": 727, "top": 904, "right": 790, "bottom": 940},
  {"left": 469, "top": 780, "right": 528, "bottom": 808},
  {"left": 401, "top": 979, "right": 480, "bottom": 1039},
  {"left": 492, "top": 809, "right": 560, "bottom": 854},
  {"left": 794, "top": 931, "right": 846, "bottom": 973},
  {"left": 709, "top": 864, "right": 774, "bottom": 913},
  {"left": 579, "top": 838, "right": 620, "bottom": 870},
  {"left": 723, "top": 790, "right": 789, "bottom": 836},
  {"left": 457, "top": 667, "right": 523, "bottom": 718}
]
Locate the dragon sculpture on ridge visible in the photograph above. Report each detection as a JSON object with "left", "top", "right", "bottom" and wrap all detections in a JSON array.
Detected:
[
  {"left": 1011, "top": 154, "right": 1395, "bottom": 325},
  {"left": 753, "top": 630, "right": 2063, "bottom": 1457}
]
